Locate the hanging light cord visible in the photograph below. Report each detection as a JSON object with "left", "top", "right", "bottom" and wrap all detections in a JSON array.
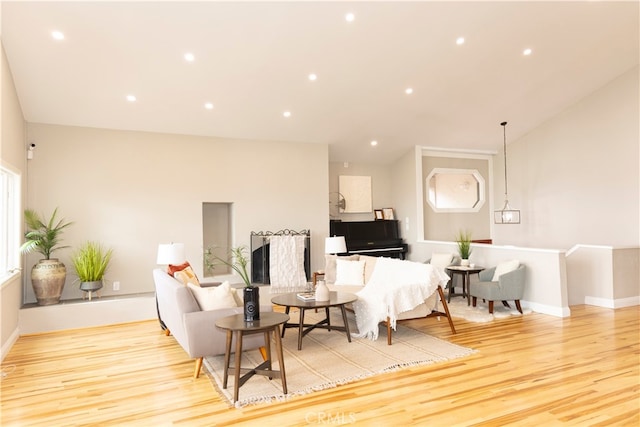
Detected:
[{"left": 501, "top": 121, "right": 508, "bottom": 199}]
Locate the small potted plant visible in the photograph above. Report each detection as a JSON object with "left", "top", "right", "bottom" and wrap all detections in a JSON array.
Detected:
[
  {"left": 71, "top": 241, "right": 113, "bottom": 300},
  {"left": 20, "top": 208, "right": 73, "bottom": 305},
  {"left": 455, "top": 230, "right": 472, "bottom": 266},
  {"left": 205, "top": 245, "right": 258, "bottom": 321}
]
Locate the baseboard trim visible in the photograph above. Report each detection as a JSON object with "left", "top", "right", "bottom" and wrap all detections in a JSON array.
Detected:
[
  {"left": 585, "top": 295, "right": 640, "bottom": 309},
  {"left": 1, "top": 327, "right": 20, "bottom": 362},
  {"left": 525, "top": 301, "right": 571, "bottom": 318}
]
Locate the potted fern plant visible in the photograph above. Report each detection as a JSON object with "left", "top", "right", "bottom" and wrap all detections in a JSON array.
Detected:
[
  {"left": 455, "top": 230, "right": 472, "bottom": 266},
  {"left": 71, "top": 241, "right": 113, "bottom": 300},
  {"left": 20, "top": 208, "right": 73, "bottom": 305}
]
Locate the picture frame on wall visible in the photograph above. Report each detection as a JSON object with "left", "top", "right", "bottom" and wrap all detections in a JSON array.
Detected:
[
  {"left": 374, "top": 209, "right": 383, "bottom": 220},
  {"left": 382, "top": 208, "right": 395, "bottom": 220}
]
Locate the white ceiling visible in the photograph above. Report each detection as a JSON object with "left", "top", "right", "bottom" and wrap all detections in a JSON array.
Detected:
[{"left": 2, "top": 1, "right": 638, "bottom": 164}]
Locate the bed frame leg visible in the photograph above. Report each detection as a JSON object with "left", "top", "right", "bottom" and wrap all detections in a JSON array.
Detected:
[{"left": 437, "top": 285, "right": 457, "bottom": 334}]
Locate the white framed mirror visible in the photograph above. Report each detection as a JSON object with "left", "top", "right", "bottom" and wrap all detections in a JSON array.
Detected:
[{"left": 426, "top": 168, "right": 485, "bottom": 212}]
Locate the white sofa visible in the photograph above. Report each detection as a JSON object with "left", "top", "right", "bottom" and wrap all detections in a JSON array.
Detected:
[
  {"left": 317, "top": 255, "right": 456, "bottom": 344},
  {"left": 153, "top": 268, "right": 272, "bottom": 378}
]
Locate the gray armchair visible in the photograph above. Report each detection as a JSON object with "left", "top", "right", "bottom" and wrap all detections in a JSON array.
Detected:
[{"left": 470, "top": 264, "right": 526, "bottom": 313}]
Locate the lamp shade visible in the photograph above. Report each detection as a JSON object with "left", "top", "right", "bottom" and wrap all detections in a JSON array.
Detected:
[
  {"left": 156, "top": 243, "right": 185, "bottom": 265},
  {"left": 325, "top": 236, "right": 347, "bottom": 254},
  {"left": 494, "top": 200, "right": 521, "bottom": 224}
]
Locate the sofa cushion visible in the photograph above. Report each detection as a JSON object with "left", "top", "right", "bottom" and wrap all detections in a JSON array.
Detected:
[
  {"left": 230, "top": 288, "right": 243, "bottom": 307},
  {"left": 174, "top": 266, "right": 200, "bottom": 286},
  {"left": 334, "top": 259, "right": 366, "bottom": 286},
  {"left": 187, "top": 281, "right": 239, "bottom": 311},
  {"left": 324, "top": 254, "right": 360, "bottom": 284},
  {"left": 359, "top": 255, "right": 378, "bottom": 284},
  {"left": 492, "top": 260, "right": 520, "bottom": 281}
]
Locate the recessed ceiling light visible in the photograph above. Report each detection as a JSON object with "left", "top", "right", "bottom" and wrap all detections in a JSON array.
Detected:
[
  {"left": 370, "top": 140, "right": 378, "bottom": 146},
  {"left": 345, "top": 13, "right": 355, "bottom": 22},
  {"left": 126, "top": 95, "right": 136, "bottom": 102},
  {"left": 308, "top": 73, "right": 317, "bottom": 81},
  {"left": 405, "top": 88, "right": 414, "bottom": 95},
  {"left": 184, "top": 52, "right": 195, "bottom": 62},
  {"left": 523, "top": 48, "right": 533, "bottom": 56},
  {"left": 283, "top": 111, "right": 291, "bottom": 118},
  {"left": 456, "top": 37, "right": 465, "bottom": 45},
  {"left": 204, "top": 102, "right": 214, "bottom": 110},
  {"left": 51, "top": 31, "right": 65, "bottom": 41}
]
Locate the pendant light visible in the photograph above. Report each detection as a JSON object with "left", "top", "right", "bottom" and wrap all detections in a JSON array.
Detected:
[{"left": 494, "top": 121, "right": 521, "bottom": 224}]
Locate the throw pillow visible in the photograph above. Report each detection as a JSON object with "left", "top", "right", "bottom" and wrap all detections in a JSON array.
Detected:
[
  {"left": 334, "top": 259, "right": 366, "bottom": 286},
  {"left": 492, "top": 260, "right": 520, "bottom": 281},
  {"left": 230, "top": 287, "right": 243, "bottom": 307},
  {"left": 430, "top": 253, "right": 453, "bottom": 269},
  {"left": 187, "top": 281, "right": 239, "bottom": 311},
  {"left": 173, "top": 266, "right": 200, "bottom": 286},
  {"left": 324, "top": 254, "right": 360, "bottom": 284},
  {"left": 167, "top": 261, "right": 191, "bottom": 277}
]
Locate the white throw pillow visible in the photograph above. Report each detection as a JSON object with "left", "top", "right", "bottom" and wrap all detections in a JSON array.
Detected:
[
  {"left": 334, "top": 259, "right": 366, "bottom": 286},
  {"left": 188, "top": 281, "right": 239, "bottom": 311},
  {"left": 430, "top": 253, "right": 453, "bottom": 269},
  {"left": 492, "top": 260, "right": 520, "bottom": 281},
  {"left": 324, "top": 254, "right": 360, "bottom": 284}
]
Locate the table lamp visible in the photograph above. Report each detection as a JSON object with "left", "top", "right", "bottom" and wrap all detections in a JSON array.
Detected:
[
  {"left": 317, "top": 236, "right": 347, "bottom": 300},
  {"left": 324, "top": 236, "right": 347, "bottom": 255},
  {"left": 156, "top": 243, "right": 185, "bottom": 270}
]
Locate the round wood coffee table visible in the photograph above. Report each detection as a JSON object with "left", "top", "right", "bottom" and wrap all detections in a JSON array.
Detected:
[{"left": 271, "top": 291, "right": 357, "bottom": 350}]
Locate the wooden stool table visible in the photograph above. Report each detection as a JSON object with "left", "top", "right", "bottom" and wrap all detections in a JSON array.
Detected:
[
  {"left": 446, "top": 266, "right": 483, "bottom": 305},
  {"left": 214, "top": 312, "right": 289, "bottom": 403}
]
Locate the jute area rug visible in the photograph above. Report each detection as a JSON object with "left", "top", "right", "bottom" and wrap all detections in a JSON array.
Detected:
[
  {"left": 204, "top": 309, "right": 475, "bottom": 407},
  {"left": 436, "top": 296, "right": 532, "bottom": 323}
]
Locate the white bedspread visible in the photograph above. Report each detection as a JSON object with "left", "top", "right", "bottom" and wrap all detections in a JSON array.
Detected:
[{"left": 352, "top": 257, "right": 450, "bottom": 340}]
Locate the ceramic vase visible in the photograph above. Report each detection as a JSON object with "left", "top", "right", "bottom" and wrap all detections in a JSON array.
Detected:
[
  {"left": 31, "top": 259, "right": 67, "bottom": 305},
  {"left": 79, "top": 280, "right": 103, "bottom": 301},
  {"left": 315, "top": 280, "right": 330, "bottom": 301}
]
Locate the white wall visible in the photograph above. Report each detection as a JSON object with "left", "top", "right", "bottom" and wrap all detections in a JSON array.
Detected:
[
  {"left": 390, "top": 147, "right": 421, "bottom": 257},
  {"left": 1, "top": 42, "right": 26, "bottom": 358},
  {"left": 421, "top": 153, "right": 492, "bottom": 242},
  {"left": 328, "top": 161, "right": 393, "bottom": 222},
  {"left": 493, "top": 66, "right": 639, "bottom": 249},
  {"left": 566, "top": 245, "right": 640, "bottom": 308},
  {"left": 390, "top": 68, "right": 639, "bottom": 315},
  {"left": 23, "top": 123, "right": 329, "bottom": 303}
]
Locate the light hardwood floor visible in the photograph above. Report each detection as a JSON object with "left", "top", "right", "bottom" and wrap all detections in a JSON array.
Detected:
[{"left": 1, "top": 304, "right": 638, "bottom": 426}]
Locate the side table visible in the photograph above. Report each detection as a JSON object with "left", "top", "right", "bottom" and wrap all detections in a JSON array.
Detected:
[
  {"left": 215, "top": 312, "right": 289, "bottom": 403},
  {"left": 446, "top": 266, "right": 483, "bottom": 305}
]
